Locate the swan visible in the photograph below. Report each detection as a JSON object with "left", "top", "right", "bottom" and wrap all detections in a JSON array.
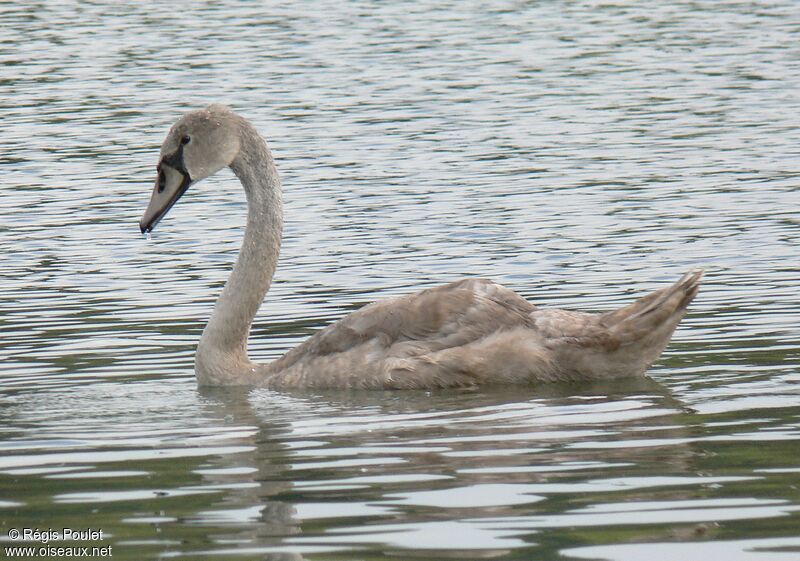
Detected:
[{"left": 139, "top": 104, "right": 702, "bottom": 389}]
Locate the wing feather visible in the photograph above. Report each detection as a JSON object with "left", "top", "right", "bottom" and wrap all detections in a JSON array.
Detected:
[{"left": 270, "top": 279, "right": 533, "bottom": 371}]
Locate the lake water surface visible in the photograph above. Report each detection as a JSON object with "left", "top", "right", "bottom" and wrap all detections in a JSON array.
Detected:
[{"left": 1, "top": 1, "right": 799, "bottom": 560}]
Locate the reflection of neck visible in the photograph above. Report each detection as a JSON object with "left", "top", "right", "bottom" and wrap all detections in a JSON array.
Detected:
[{"left": 196, "top": 125, "right": 283, "bottom": 386}]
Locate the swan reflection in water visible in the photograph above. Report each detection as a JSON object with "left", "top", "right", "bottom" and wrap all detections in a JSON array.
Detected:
[{"left": 193, "top": 378, "right": 705, "bottom": 559}]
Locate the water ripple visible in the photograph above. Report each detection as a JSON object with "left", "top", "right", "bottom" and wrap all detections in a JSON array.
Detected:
[{"left": 1, "top": 1, "right": 799, "bottom": 560}]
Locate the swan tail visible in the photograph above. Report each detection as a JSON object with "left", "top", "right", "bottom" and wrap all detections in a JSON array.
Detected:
[{"left": 600, "top": 269, "right": 703, "bottom": 365}]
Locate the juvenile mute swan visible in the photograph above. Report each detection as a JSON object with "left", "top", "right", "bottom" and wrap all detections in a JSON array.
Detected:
[{"left": 140, "top": 105, "right": 702, "bottom": 389}]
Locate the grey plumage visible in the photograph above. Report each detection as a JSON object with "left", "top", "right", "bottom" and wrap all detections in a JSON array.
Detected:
[{"left": 140, "top": 105, "right": 703, "bottom": 389}]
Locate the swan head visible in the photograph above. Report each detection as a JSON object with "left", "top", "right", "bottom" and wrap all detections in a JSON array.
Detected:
[{"left": 140, "top": 104, "right": 241, "bottom": 234}]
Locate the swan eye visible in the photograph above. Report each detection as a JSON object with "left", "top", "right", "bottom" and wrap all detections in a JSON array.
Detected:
[
  {"left": 181, "top": 135, "right": 191, "bottom": 145},
  {"left": 157, "top": 169, "right": 166, "bottom": 193}
]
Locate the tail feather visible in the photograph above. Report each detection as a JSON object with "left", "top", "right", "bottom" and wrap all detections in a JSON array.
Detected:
[
  {"left": 531, "top": 269, "right": 704, "bottom": 380},
  {"left": 602, "top": 269, "right": 703, "bottom": 347}
]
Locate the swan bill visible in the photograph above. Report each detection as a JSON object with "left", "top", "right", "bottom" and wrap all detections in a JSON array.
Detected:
[{"left": 139, "top": 164, "right": 193, "bottom": 234}]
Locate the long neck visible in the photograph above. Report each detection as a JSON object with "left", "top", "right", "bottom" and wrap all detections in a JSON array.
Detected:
[{"left": 196, "top": 127, "right": 283, "bottom": 385}]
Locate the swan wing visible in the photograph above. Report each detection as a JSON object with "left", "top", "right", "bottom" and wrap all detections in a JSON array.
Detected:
[
  {"left": 268, "top": 278, "right": 534, "bottom": 372},
  {"left": 262, "top": 272, "right": 702, "bottom": 389}
]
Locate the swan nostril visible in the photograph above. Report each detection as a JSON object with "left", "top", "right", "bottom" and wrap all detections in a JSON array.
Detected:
[{"left": 157, "top": 170, "right": 166, "bottom": 193}]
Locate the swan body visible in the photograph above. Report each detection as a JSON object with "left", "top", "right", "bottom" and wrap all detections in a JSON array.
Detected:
[{"left": 140, "top": 105, "right": 702, "bottom": 389}]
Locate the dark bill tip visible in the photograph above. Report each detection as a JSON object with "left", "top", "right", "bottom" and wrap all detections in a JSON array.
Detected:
[
  {"left": 139, "top": 213, "right": 164, "bottom": 235},
  {"left": 139, "top": 169, "right": 192, "bottom": 236}
]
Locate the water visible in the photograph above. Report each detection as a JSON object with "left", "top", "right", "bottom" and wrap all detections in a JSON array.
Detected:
[{"left": 1, "top": 1, "right": 799, "bottom": 559}]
